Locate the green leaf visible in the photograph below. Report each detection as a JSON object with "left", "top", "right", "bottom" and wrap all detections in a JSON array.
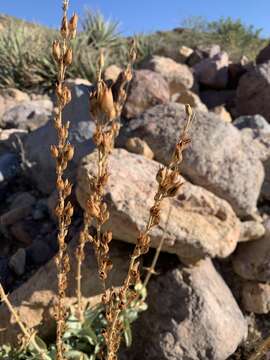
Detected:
[{"left": 123, "top": 319, "right": 132, "bottom": 347}]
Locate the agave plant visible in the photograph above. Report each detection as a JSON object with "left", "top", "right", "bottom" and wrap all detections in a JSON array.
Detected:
[
  {"left": 82, "top": 9, "right": 121, "bottom": 49},
  {"left": 0, "top": 21, "right": 57, "bottom": 91}
]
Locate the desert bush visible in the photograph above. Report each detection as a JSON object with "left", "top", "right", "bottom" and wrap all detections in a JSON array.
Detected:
[{"left": 181, "top": 16, "right": 267, "bottom": 60}]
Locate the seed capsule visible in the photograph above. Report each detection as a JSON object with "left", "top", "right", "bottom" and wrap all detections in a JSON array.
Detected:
[
  {"left": 52, "top": 40, "right": 61, "bottom": 62},
  {"left": 50, "top": 145, "right": 59, "bottom": 158},
  {"left": 65, "top": 144, "right": 74, "bottom": 161},
  {"left": 61, "top": 15, "right": 69, "bottom": 38},
  {"left": 64, "top": 47, "right": 73, "bottom": 66},
  {"left": 69, "top": 13, "right": 78, "bottom": 39}
]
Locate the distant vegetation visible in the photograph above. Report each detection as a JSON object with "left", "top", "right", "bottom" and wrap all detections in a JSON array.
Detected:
[{"left": 0, "top": 12, "right": 267, "bottom": 92}]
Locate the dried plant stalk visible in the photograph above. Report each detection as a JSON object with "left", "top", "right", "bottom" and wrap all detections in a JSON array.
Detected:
[
  {"left": 76, "top": 41, "right": 136, "bottom": 321},
  {"left": 51, "top": 1, "right": 78, "bottom": 359},
  {"left": 104, "top": 105, "right": 193, "bottom": 360},
  {"left": 0, "top": 284, "right": 49, "bottom": 360},
  {"left": 248, "top": 337, "right": 270, "bottom": 360}
]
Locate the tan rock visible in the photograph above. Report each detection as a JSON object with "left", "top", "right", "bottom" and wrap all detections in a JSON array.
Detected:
[
  {"left": 194, "top": 51, "right": 229, "bottom": 89},
  {"left": 0, "top": 239, "right": 129, "bottom": 345},
  {"left": 125, "top": 137, "right": 154, "bottom": 159},
  {"left": 174, "top": 90, "right": 208, "bottom": 112},
  {"left": 104, "top": 64, "right": 122, "bottom": 82},
  {"left": 123, "top": 70, "right": 170, "bottom": 119},
  {"left": 242, "top": 281, "right": 270, "bottom": 314},
  {"left": 239, "top": 221, "right": 265, "bottom": 242},
  {"left": 178, "top": 46, "right": 193, "bottom": 63},
  {"left": 76, "top": 149, "right": 240, "bottom": 263},
  {"left": 0, "top": 88, "right": 30, "bottom": 103},
  {"left": 213, "top": 106, "right": 232, "bottom": 122},
  {"left": 144, "top": 55, "right": 194, "bottom": 96},
  {"left": 233, "top": 218, "right": 270, "bottom": 281}
]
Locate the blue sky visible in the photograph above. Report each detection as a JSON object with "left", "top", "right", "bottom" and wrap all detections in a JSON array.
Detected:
[{"left": 1, "top": 0, "right": 270, "bottom": 37}]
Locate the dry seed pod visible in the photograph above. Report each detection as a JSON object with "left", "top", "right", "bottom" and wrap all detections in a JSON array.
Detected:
[
  {"left": 61, "top": 15, "right": 69, "bottom": 38},
  {"left": 99, "top": 84, "right": 116, "bottom": 121},
  {"left": 50, "top": 145, "right": 59, "bottom": 158},
  {"left": 56, "top": 178, "right": 65, "bottom": 191},
  {"left": 65, "top": 143, "right": 74, "bottom": 161},
  {"left": 52, "top": 40, "right": 61, "bottom": 62},
  {"left": 64, "top": 47, "right": 73, "bottom": 66},
  {"left": 62, "top": 86, "right": 72, "bottom": 106},
  {"left": 69, "top": 13, "right": 78, "bottom": 38}
]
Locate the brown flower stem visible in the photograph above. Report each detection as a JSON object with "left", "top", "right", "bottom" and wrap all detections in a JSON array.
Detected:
[
  {"left": 51, "top": 1, "right": 78, "bottom": 359},
  {"left": 143, "top": 205, "right": 172, "bottom": 288},
  {"left": 76, "top": 42, "right": 137, "bottom": 321},
  {"left": 106, "top": 105, "right": 193, "bottom": 360},
  {"left": 0, "top": 285, "right": 49, "bottom": 360}
]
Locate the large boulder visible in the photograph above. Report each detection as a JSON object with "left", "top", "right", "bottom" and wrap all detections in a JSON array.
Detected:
[
  {"left": 76, "top": 149, "right": 240, "bottom": 263},
  {"left": 23, "top": 114, "right": 95, "bottom": 194},
  {"left": 193, "top": 52, "right": 229, "bottom": 89},
  {"left": 121, "top": 258, "right": 247, "bottom": 360},
  {"left": 1, "top": 99, "right": 53, "bottom": 131},
  {"left": 234, "top": 116, "right": 270, "bottom": 200},
  {"left": 236, "top": 62, "right": 270, "bottom": 122},
  {"left": 143, "top": 56, "right": 194, "bottom": 95},
  {"left": 123, "top": 70, "right": 170, "bottom": 119},
  {"left": 0, "top": 238, "right": 130, "bottom": 345},
  {"left": 118, "top": 103, "right": 264, "bottom": 218}
]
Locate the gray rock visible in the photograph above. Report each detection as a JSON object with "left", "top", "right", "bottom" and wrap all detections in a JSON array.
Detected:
[
  {"left": 76, "top": 149, "right": 240, "bottom": 263},
  {"left": 8, "top": 248, "right": 26, "bottom": 276},
  {"left": 256, "top": 43, "right": 270, "bottom": 65},
  {"left": 234, "top": 114, "right": 270, "bottom": 133},
  {"left": 121, "top": 258, "right": 247, "bottom": 360},
  {"left": 233, "top": 218, "right": 270, "bottom": 281},
  {"left": 23, "top": 115, "right": 95, "bottom": 194},
  {"left": 26, "top": 240, "right": 52, "bottom": 266},
  {"left": 0, "top": 153, "right": 20, "bottom": 183},
  {"left": 123, "top": 70, "right": 170, "bottom": 119},
  {"left": 118, "top": 103, "right": 264, "bottom": 218},
  {"left": 242, "top": 281, "right": 270, "bottom": 314},
  {"left": 200, "top": 89, "right": 236, "bottom": 109},
  {"left": 63, "top": 78, "right": 92, "bottom": 124},
  {"left": 1, "top": 100, "right": 53, "bottom": 131},
  {"left": 143, "top": 56, "right": 194, "bottom": 95},
  {"left": 236, "top": 62, "right": 270, "bottom": 122},
  {"left": 193, "top": 52, "right": 229, "bottom": 89}
]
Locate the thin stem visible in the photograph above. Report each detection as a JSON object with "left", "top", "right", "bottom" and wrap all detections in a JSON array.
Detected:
[
  {"left": 0, "top": 285, "right": 49, "bottom": 360},
  {"left": 143, "top": 205, "right": 172, "bottom": 288},
  {"left": 106, "top": 106, "right": 193, "bottom": 360}
]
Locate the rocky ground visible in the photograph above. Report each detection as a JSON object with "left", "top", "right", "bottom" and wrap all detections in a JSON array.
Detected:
[{"left": 2, "top": 41, "right": 270, "bottom": 359}]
